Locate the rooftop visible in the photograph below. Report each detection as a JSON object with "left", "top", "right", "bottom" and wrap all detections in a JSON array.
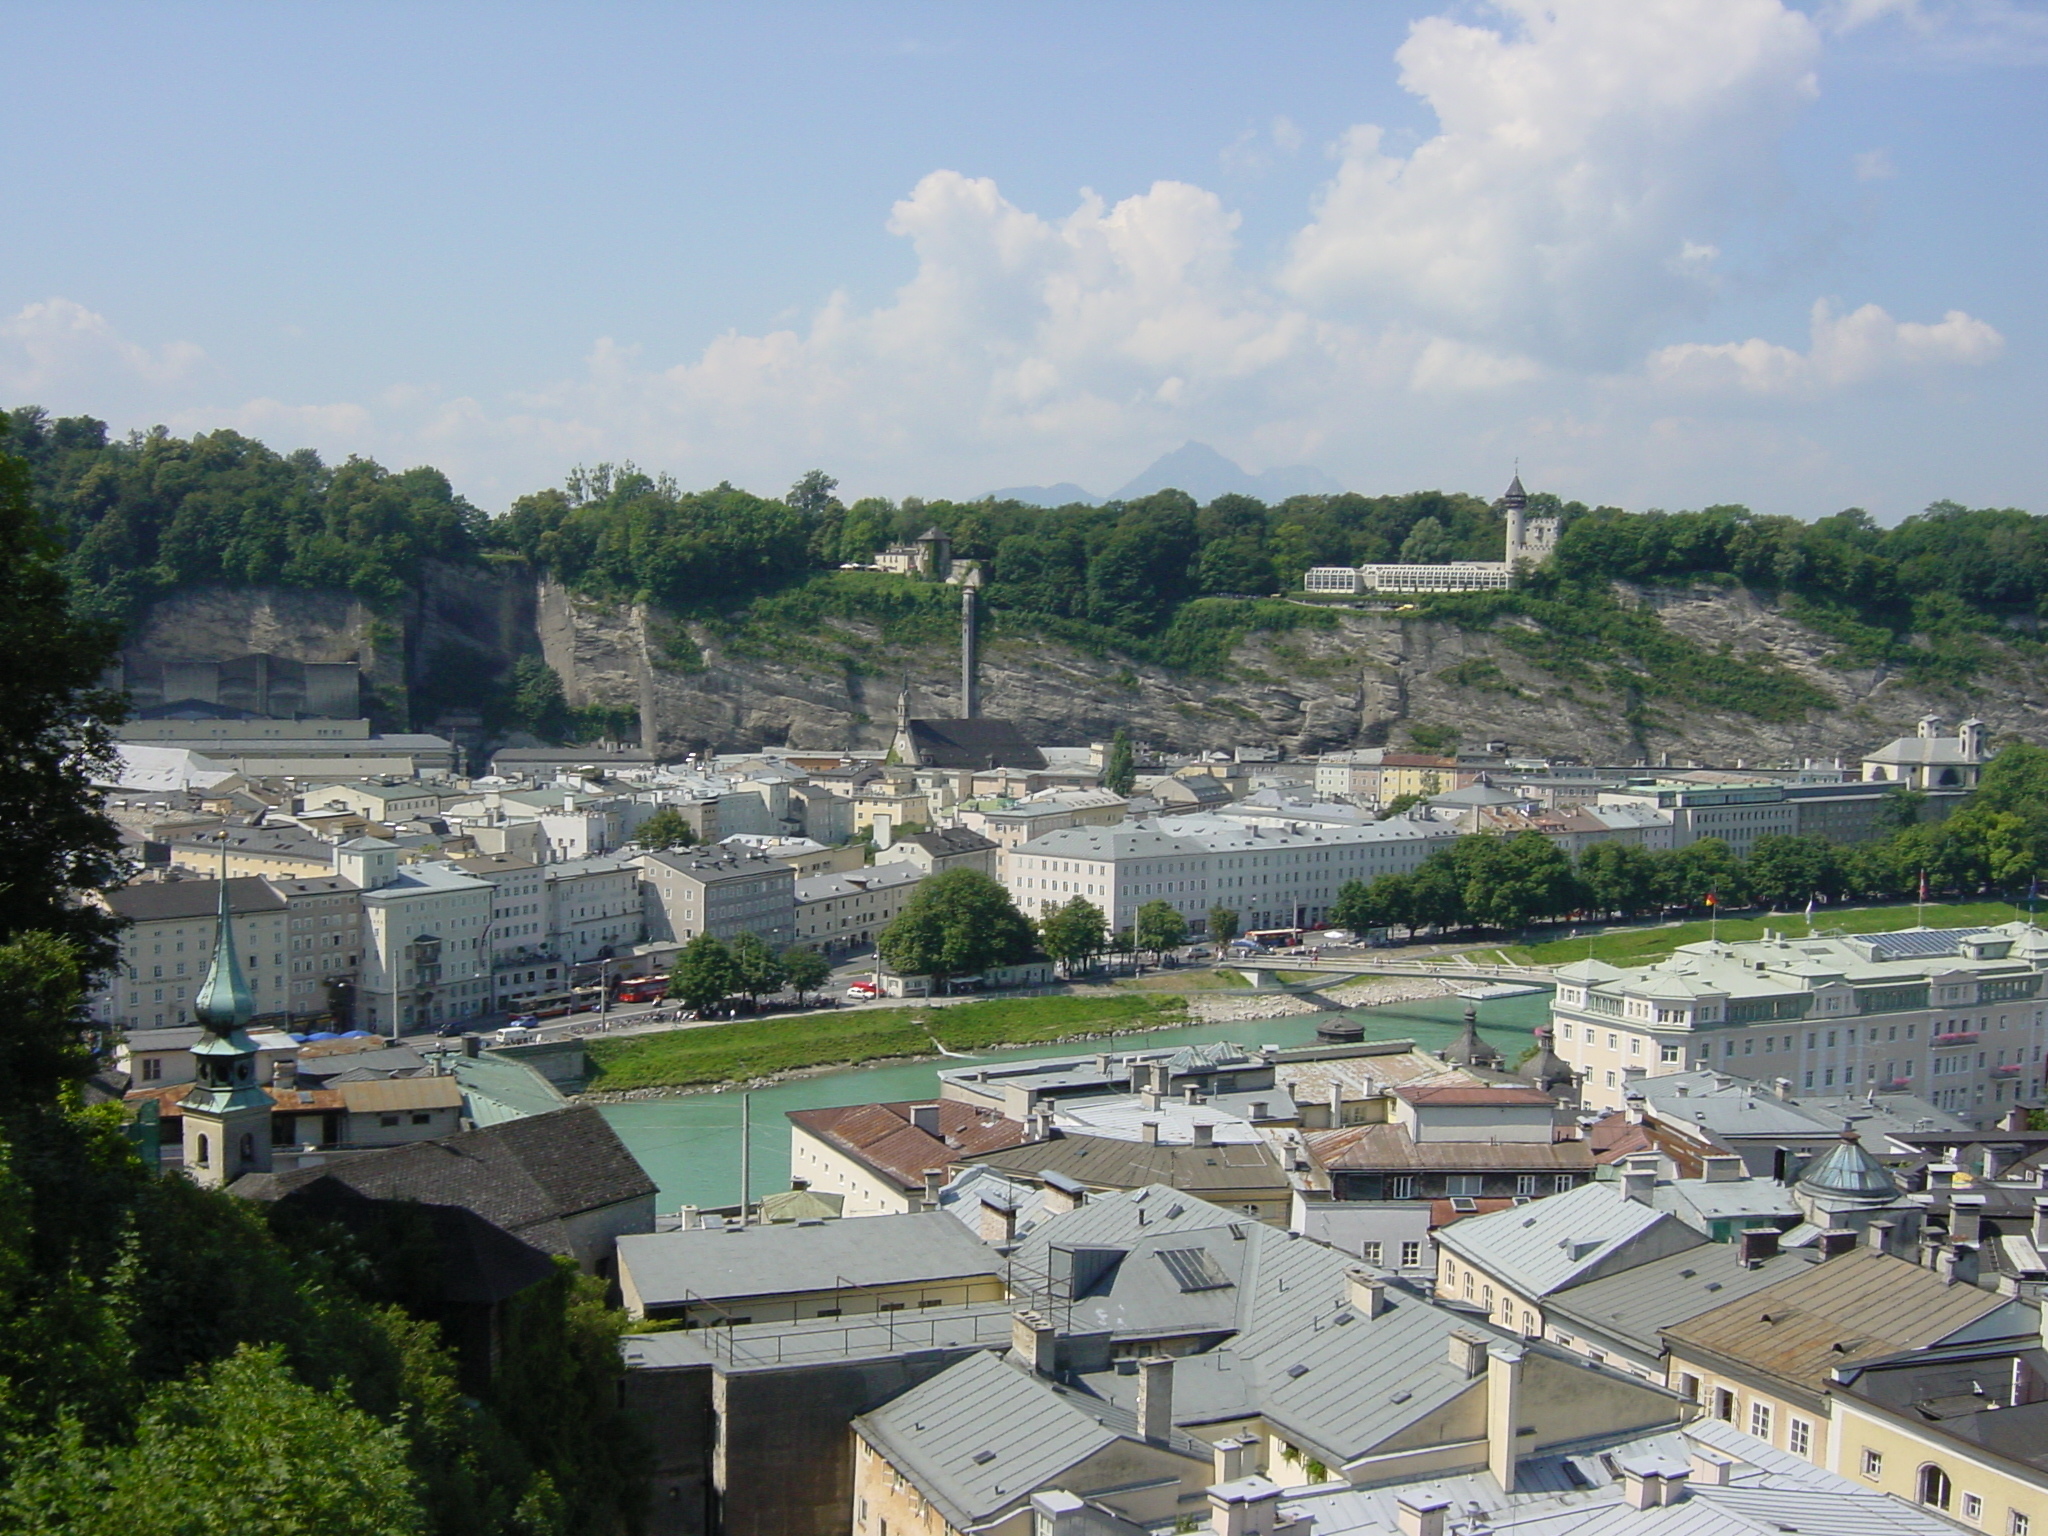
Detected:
[
  {"left": 786, "top": 1099, "right": 1028, "bottom": 1193},
  {"left": 616, "top": 1210, "right": 1002, "bottom": 1310},
  {"left": 1433, "top": 1180, "right": 1704, "bottom": 1297}
]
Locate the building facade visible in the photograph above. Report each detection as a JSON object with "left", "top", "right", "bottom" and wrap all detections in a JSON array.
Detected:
[
  {"left": 91, "top": 877, "right": 293, "bottom": 1031},
  {"left": 639, "top": 848, "right": 797, "bottom": 947}
]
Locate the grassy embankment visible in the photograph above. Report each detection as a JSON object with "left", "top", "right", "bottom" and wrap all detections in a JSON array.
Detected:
[
  {"left": 1495, "top": 899, "right": 2024, "bottom": 968},
  {"left": 583, "top": 992, "right": 1190, "bottom": 1093}
]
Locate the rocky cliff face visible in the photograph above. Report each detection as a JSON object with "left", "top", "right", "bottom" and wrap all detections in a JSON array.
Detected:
[{"left": 122, "top": 574, "right": 2048, "bottom": 766}]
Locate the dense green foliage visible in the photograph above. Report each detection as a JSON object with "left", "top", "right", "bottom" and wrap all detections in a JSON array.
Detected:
[
  {"left": 584, "top": 992, "right": 1187, "bottom": 1092},
  {"left": 1333, "top": 744, "right": 2048, "bottom": 938},
  {"left": 663, "top": 934, "right": 828, "bottom": 1012},
  {"left": 876, "top": 869, "right": 1038, "bottom": 986},
  {"left": 12, "top": 406, "right": 2047, "bottom": 712}
]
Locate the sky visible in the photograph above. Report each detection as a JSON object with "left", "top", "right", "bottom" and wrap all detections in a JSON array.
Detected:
[{"left": 3, "top": 0, "right": 2044, "bottom": 520}]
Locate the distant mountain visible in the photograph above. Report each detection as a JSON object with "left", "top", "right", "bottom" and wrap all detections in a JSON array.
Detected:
[
  {"left": 984, "top": 481, "right": 1105, "bottom": 508},
  {"left": 1114, "top": 442, "right": 1341, "bottom": 503}
]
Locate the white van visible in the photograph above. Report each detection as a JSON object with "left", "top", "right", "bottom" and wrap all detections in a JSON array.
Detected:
[{"left": 492, "top": 1024, "right": 539, "bottom": 1046}]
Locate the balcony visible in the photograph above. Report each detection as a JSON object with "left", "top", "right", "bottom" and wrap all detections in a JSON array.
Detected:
[
  {"left": 1992, "top": 1063, "right": 2025, "bottom": 1077},
  {"left": 1931, "top": 1032, "right": 1979, "bottom": 1047}
]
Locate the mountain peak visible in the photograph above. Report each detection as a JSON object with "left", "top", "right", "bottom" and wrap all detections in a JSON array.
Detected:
[{"left": 1114, "top": 442, "right": 1340, "bottom": 503}]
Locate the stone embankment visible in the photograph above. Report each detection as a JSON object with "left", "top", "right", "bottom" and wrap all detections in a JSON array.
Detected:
[{"left": 1185, "top": 976, "right": 1459, "bottom": 1023}]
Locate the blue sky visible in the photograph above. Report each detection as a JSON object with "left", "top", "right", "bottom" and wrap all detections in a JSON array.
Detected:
[{"left": 4, "top": 0, "right": 2043, "bottom": 519}]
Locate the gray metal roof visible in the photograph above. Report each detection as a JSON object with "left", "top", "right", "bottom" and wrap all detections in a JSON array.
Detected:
[
  {"left": 1433, "top": 1181, "right": 1704, "bottom": 1297},
  {"left": 1545, "top": 1245, "right": 1823, "bottom": 1357},
  {"left": 617, "top": 1210, "right": 1002, "bottom": 1309},
  {"left": 854, "top": 1350, "right": 1203, "bottom": 1530}
]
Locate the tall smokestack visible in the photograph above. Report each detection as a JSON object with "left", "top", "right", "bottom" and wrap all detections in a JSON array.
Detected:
[{"left": 961, "top": 579, "right": 980, "bottom": 719}]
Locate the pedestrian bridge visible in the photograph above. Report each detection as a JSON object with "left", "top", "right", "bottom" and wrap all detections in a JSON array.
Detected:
[{"left": 1225, "top": 952, "right": 1557, "bottom": 992}]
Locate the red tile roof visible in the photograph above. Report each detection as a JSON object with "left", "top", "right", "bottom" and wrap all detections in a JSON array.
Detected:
[{"left": 788, "top": 1099, "right": 1028, "bottom": 1192}]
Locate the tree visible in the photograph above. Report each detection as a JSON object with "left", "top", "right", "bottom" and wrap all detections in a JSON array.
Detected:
[
  {"left": 1398, "top": 516, "right": 1454, "bottom": 564},
  {"left": 778, "top": 946, "right": 831, "bottom": 1003},
  {"left": 1103, "top": 728, "right": 1137, "bottom": 798},
  {"left": 1038, "top": 897, "right": 1108, "bottom": 976},
  {"left": 877, "top": 870, "right": 1037, "bottom": 991},
  {"left": 785, "top": 469, "right": 841, "bottom": 519},
  {"left": 727, "top": 932, "right": 786, "bottom": 1004},
  {"left": 1661, "top": 838, "right": 1746, "bottom": 912},
  {"left": 1746, "top": 834, "right": 1846, "bottom": 910},
  {"left": 632, "top": 807, "right": 697, "bottom": 850},
  {"left": 1133, "top": 900, "right": 1190, "bottom": 960},
  {"left": 505, "top": 657, "right": 571, "bottom": 741},
  {"left": 1973, "top": 741, "right": 2048, "bottom": 816},
  {"left": 1878, "top": 783, "right": 1928, "bottom": 832},
  {"left": 669, "top": 933, "right": 737, "bottom": 1013},
  {"left": 1577, "top": 842, "right": 1661, "bottom": 918},
  {"left": 1378, "top": 791, "right": 1426, "bottom": 820},
  {"left": 1207, "top": 906, "right": 1240, "bottom": 945}
]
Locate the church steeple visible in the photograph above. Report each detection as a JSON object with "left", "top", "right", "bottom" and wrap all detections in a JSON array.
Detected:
[{"left": 179, "top": 862, "right": 273, "bottom": 1188}]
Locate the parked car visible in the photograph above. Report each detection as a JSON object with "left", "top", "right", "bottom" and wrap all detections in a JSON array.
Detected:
[
  {"left": 1184, "top": 944, "right": 1212, "bottom": 959},
  {"left": 845, "top": 982, "right": 879, "bottom": 998},
  {"left": 491, "top": 1024, "right": 539, "bottom": 1046}
]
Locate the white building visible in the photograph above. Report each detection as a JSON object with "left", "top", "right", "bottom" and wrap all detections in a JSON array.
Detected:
[
  {"left": 448, "top": 853, "right": 566, "bottom": 1008},
  {"left": 354, "top": 848, "right": 495, "bottom": 1036},
  {"left": 1862, "top": 714, "right": 1990, "bottom": 791},
  {"left": 544, "top": 856, "right": 644, "bottom": 967},
  {"left": 638, "top": 847, "right": 797, "bottom": 947},
  {"left": 1001, "top": 813, "right": 1458, "bottom": 935},
  {"left": 793, "top": 862, "right": 927, "bottom": 953},
  {"left": 1551, "top": 923, "right": 2048, "bottom": 1126},
  {"left": 89, "top": 877, "right": 293, "bottom": 1030},
  {"left": 1303, "top": 475, "right": 1558, "bottom": 596}
]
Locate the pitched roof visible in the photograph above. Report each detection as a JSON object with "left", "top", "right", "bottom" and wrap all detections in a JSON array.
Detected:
[
  {"left": 336, "top": 1077, "right": 464, "bottom": 1113},
  {"left": 1393, "top": 1083, "right": 1557, "bottom": 1108},
  {"left": 787, "top": 1100, "right": 1028, "bottom": 1193},
  {"left": 904, "top": 718, "right": 1047, "bottom": 771},
  {"left": 1545, "top": 1245, "right": 1823, "bottom": 1357},
  {"left": 232, "top": 1105, "right": 656, "bottom": 1257},
  {"left": 101, "top": 876, "right": 286, "bottom": 922},
  {"left": 1663, "top": 1248, "right": 2017, "bottom": 1391},
  {"left": 1304, "top": 1123, "right": 1591, "bottom": 1173},
  {"left": 1433, "top": 1180, "right": 1704, "bottom": 1297},
  {"left": 617, "top": 1210, "right": 1001, "bottom": 1309},
  {"left": 962, "top": 1131, "right": 1285, "bottom": 1196}
]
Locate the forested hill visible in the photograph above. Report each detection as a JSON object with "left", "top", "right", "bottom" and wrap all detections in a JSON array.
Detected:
[{"left": 8, "top": 405, "right": 2046, "bottom": 743}]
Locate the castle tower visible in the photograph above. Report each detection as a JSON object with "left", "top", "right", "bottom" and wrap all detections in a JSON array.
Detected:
[
  {"left": 1502, "top": 473, "right": 1528, "bottom": 562},
  {"left": 179, "top": 875, "right": 272, "bottom": 1188}
]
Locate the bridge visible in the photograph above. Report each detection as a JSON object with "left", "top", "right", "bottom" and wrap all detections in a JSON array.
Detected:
[{"left": 1224, "top": 952, "right": 1558, "bottom": 992}]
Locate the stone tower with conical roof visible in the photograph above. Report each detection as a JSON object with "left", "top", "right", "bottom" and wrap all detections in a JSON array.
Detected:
[
  {"left": 179, "top": 876, "right": 272, "bottom": 1188},
  {"left": 1444, "top": 1000, "right": 1505, "bottom": 1072},
  {"left": 1502, "top": 472, "right": 1559, "bottom": 566},
  {"left": 1792, "top": 1125, "right": 1919, "bottom": 1242}
]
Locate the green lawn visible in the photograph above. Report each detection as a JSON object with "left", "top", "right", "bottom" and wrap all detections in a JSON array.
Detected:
[
  {"left": 583, "top": 992, "right": 1189, "bottom": 1092},
  {"left": 1111, "top": 969, "right": 1250, "bottom": 993},
  {"left": 1497, "top": 899, "right": 2027, "bottom": 968}
]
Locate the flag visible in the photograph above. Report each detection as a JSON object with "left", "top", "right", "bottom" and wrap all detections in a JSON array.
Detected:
[
  {"left": 1805, "top": 893, "right": 1816, "bottom": 923},
  {"left": 1918, "top": 870, "right": 1929, "bottom": 903},
  {"left": 2030, "top": 876, "right": 2040, "bottom": 907},
  {"left": 1704, "top": 892, "right": 1716, "bottom": 908}
]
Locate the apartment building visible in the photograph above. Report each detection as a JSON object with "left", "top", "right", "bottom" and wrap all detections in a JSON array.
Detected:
[
  {"left": 358, "top": 862, "right": 494, "bottom": 1035},
  {"left": 448, "top": 853, "right": 564, "bottom": 1007},
  {"left": 639, "top": 847, "right": 796, "bottom": 947},
  {"left": 91, "top": 877, "right": 293, "bottom": 1030},
  {"left": 301, "top": 779, "right": 444, "bottom": 824},
  {"left": 793, "top": 862, "right": 926, "bottom": 953},
  {"left": 545, "top": 856, "right": 644, "bottom": 965},
  {"left": 1001, "top": 813, "right": 1457, "bottom": 934},
  {"left": 269, "top": 872, "right": 363, "bottom": 1025},
  {"left": 1551, "top": 923, "right": 2048, "bottom": 1124}
]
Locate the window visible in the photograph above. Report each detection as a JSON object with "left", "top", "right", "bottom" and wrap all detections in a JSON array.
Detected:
[
  {"left": 1661, "top": 1044, "right": 1681, "bottom": 1063},
  {"left": 380, "top": 1114, "right": 400, "bottom": 1128},
  {"left": 1678, "top": 1373, "right": 1700, "bottom": 1402},
  {"left": 1713, "top": 1388, "right": 1735, "bottom": 1422},
  {"left": 1749, "top": 1401, "right": 1773, "bottom": 1440},
  {"left": 1554, "top": 1173, "right": 1575, "bottom": 1193},
  {"left": 1964, "top": 1495, "right": 1983, "bottom": 1521},
  {"left": 1860, "top": 1448, "right": 1883, "bottom": 1480},
  {"left": 1516, "top": 1174, "right": 1540, "bottom": 1196},
  {"left": 1788, "top": 1418, "right": 1811, "bottom": 1458},
  {"left": 1918, "top": 1465, "right": 1952, "bottom": 1511},
  {"left": 1400, "top": 1241, "right": 1422, "bottom": 1268},
  {"left": 2011, "top": 1511, "right": 2031, "bottom": 1536},
  {"left": 141, "top": 1058, "right": 163, "bottom": 1082},
  {"left": 1447, "top": 1174, "right": 1483, "bottom": 1197},
  {"left": 1360, "top": 1241, "right": 1382, "bottom": 1266},
  {"left": 1391, "top": 1175, "right": 1416, "bottom": 1199}
]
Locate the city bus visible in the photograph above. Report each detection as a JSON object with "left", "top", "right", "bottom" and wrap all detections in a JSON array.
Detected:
[
  {"left": 1243, "top": 927, "right": 1304, "bottom": 949},
  {"left": 613, "top": 975, "right": 668, "bottom": 1005}
]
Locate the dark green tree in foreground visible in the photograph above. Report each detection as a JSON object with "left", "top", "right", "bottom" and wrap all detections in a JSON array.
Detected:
[
  {"left": 778, "top": 946, "right": 832, "bottom": 1003},
  {"left": 1037, "top": 897, "right": 1108, "bottom": 975},
  {"left": 877, "top": 869, "right": 1036, "bottom": 991},
  {"left": 1103, "top": 728, "right": 1137, "bottom": 798},
  {"left": 727, "top": 932, "right": 785, "bottom": 1004},
  {"left": 1133, "top": 900, "right": 1190, "bottom": 960},
  {"left": 1207, "top": 905, "right": 1240, "bottom": 945},
  {"left": 669, "top": 933, "right": 737, "bottom": 1012},
  {"left": 633, "top": 807, "right": 697, "bottom": 850}
]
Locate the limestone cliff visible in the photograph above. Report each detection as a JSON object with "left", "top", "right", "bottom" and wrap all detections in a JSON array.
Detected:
[{"left": 119, "top": 573, "right": 2048, "bottom": 766}]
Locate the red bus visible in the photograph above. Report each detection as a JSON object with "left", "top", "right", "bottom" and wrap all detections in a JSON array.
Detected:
[{"left": 614, "top": 975, "right": 668, "bottom": 1005}]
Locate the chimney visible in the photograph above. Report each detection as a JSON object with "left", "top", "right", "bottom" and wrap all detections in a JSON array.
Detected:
[
  {"left": 1622, "top": 1168, "right": 1657, "bottom": 1205},
  {"left": 2033, "top": 1197, "right": 2048, "bottom": 1250},
  {"left": 1689, "top": 1448, "right": 1735, "bottom": 1487},
  {"left": 1094, "top": 1053, "right": 1111, "bottom": 1075},
  {"left": 1701, "top": 1154, "right": 1744, "bottom": 1184},
  {"left": 1194, "top": 1122, "right": 1215, "bottom": 1148},
  {"left": 1619, "top": 1457, "right": 1687, "bottom": 1509},
  {"left": 1773, "top": 1078, "right": 1794, "bottom": 1101},
  {"left": 1208, "top": 1475, "right": 1287, "bottom": 1536},
  {"left": 1012, "top": 1310, "right": 1057, "bottom": 1376},
  {"left": 1030, "top": 1491, "right": 1088, "bottom": 1536},
  {"left": 1486, "top": 1344, "right": 1524, "bottom": 1493},
  {"left": 1817, "top": 1228, "right": 1858, "bottom": 1259},
  {"left": 1448, "top": 1328, "right": 1489, "bottom": 1378},
  {"left": 464, "top": 1033, "right": 482, "bottom": 1058},
  {"left": 1951, "top": 1194, "right": 1986, "bottom": 1245},
  {"left": 1249, "top": 1100, "right": 1270, "bottom": 1120},
  {"left": 1327, "top": 1081, "right": 1344, "bottom": 1127},
  {"left": 1737, "top": 1227, "right": 1779, "bottom": 1267},
  {"left": 909, "top": 1102, "right": 943, "bottom": 1135},
  {"left": 1137, "top": 1356, "right": 1174, "bottom": 1443},
  {"left": 1393, "top": 1494, "right": 1449, "bottom": 1536},
  {"left": 1212, "top": 1436, "right": 1256, "bottom": 1484},
  {"left": 1346, "top": 1267, "right": 1387, "bottom": 1319},
  {"left": 1142, "top": 1087, "right": 1164, "bottom": 1112},
  {"left": 271, "top": 1056, "right": 296, "bottom": 1092},
  {"left": 1141, "top": 1120, "right": 1161, "bottom": 1145},
  {"left": 978, "top": 1196, "right": 1018, "bottom": 1245},
  {"left": 922, "top": 1167, "right": 945, "bottom": 1209},
  {"left": 1864, "top": 1218, "right": 1896, "bottom": 1255}
]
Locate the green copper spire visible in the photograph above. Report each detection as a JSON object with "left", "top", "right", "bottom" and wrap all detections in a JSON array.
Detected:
[{"left": 192, "top": 874, "right": 255, "bottom": 1035}]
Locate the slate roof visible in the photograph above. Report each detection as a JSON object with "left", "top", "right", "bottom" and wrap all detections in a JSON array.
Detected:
[
  {"left": 1663, "top": 1248, "right": 2020, "bottom": 1395},
  {"left": 617, "top": 1210, "right": 1001, "bottom": 1310},
  {"left": 787, "top": 1100, "right": 1028, "bottom": 1193},
  {"left": 1545, "top": 1244, "right": 1823, "bottom": 1358},
  {"left": 854, "top": 1350, "right": 1204, "bottom": 1531},
  {"left": 904, "top": 718, "right": 1047, "bottom": 771},
  {"left": 232, "top": 1105, "right": 655, "bottom": 1258},
  {"left": 101, "top": 876, "right": 286, "bottom": 922},
  {"left": 1433, "top": 1180, "right": 1704, "bottom": 1297},
  {"left": 1305, "top": 1123, "right": 1591, "bottom": 1173},
  {"left": 1392, "top": 1083, "right": 1557, "bottom": 1108},
  {"left": 890, "top": 828, "right": 1000, "bottom": 858},
  {"left": 1842, "top": 1345, "right": 2048, "bottom": 1476},
  {"left": 962, "top": 1131, "right": 1285, "bottom": 1197},
  {"left": 337, "top": 1077, "right": 464, "bottom": 1113}
]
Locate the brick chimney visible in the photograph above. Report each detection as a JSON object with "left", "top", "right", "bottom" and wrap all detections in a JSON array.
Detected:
[
  {"left": 1346, "top": 1267, "right": 1387, "bottom": 1319},
  {"left": 1448, "top": 1328, "right": 1489, "bottom": 1378},
  {"left": 1012, "top": 1310, "right": 1057, "bottom": 1376},
  {"left": 1394, "top": 1492, "right": 1449, "bottom": 1536},
  {"left": 1737, "top": 1227, "right": 1779, "bottom": 1266},
  {"left": 1951, "top": 1194, "right": 1986, "bottom": 1245},
  {"left": 1817, "top": 1228, "right": 1858, "bottom": 1259}
]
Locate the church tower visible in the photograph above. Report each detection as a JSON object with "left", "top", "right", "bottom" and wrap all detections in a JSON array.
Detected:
[
  {"left": 1502, "top": 471, "right": 1559, "bottom": 566},
  {"left": 179, "top": 877, "right": 272, "bottom": 1188}
]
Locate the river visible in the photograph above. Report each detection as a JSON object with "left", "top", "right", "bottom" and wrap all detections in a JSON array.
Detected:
[{"left": 599, "top": 989, "right": 1555, "bottom": 1212}]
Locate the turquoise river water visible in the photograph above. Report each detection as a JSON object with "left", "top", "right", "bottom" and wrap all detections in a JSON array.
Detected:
[{"left": 600, "top": 989, "right": 1555, "bottom": 1212}]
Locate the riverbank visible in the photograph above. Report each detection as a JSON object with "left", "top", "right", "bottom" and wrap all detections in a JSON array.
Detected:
[
  {"left": 580, "top": 992, "right": 1191, "bottom": 1096},
  {"left": 1499, "top": 898, "right": 2021, "bottom": 967}
]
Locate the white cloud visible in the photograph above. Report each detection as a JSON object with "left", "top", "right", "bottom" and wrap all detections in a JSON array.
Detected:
[
  {"left": 1648, "top": 299, "right": 2004, "bottom": 394},
  {"left": 0, "top": 298, "right": 204, "bottom": 393},
  {"left": 1853, "top": 147, "right": 1895, "bottom": 180},
  {"left": 1282, "top": 0, "right": 1820, "bottom": 367}
]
